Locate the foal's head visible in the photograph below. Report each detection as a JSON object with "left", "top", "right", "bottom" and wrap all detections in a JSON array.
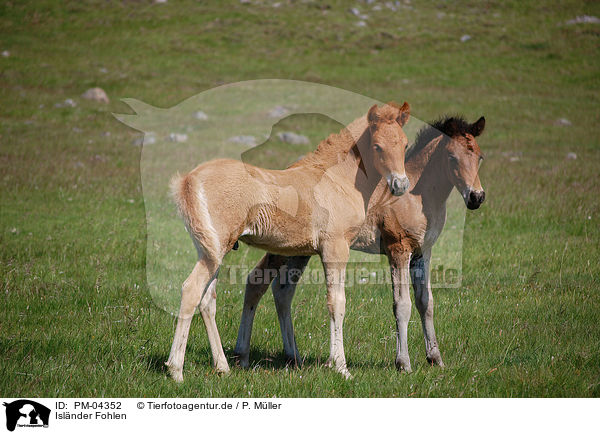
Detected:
[
  {"left": 438, "top": 116, "right": 486, "bottom": 209},
  {"left": 367, "top": 102, "right": 411, "bottom": 196}
]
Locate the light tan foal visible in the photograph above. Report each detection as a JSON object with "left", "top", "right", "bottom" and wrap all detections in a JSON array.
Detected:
[{"left": 166, "top": 103, "right": 412, "bottom": 381}]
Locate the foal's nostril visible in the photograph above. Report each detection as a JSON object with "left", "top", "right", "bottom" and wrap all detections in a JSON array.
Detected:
[
  {"left": 467, "top": 190, "right": 485, "bottom": 209},
  {"left": 399, "top": 176, "right": 410, "bottom": 191},
  {"left": 389, "top": 175, "right": 409, "bottom": 196}
]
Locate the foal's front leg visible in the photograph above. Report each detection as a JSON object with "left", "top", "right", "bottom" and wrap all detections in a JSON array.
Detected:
[
  {"left": 387, "top": 248, "right": 412, "bottom": 372},
  {"left": 234, "top": 253, "right": 285, "bottom": 367},
  {"left": 410, "top": 250, "right": 444, "bottom": 367},
  {"left": 233, "top": 254, "right": 309, "bottom": 368},
  {"left": 321, "top": 241, "right": 352, "bottom": 379}
]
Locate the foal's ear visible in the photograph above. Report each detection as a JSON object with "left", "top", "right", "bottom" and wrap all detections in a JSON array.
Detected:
[
  {"left": 470, "top": 116, "right": 486, "bottom": 137},
  {"left": 396, "top": 102, "right": 410, "bottom": 127},
  {"left": 367, "top": 104, "right": 379, "bottom": 125}
]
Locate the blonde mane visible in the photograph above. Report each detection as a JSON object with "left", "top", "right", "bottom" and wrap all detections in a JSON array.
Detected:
[
  {"left": 290, "top": 104, "right": 401, "bottom": 171},
  {"left": 289, "top": 126, "right": 361, "bottom": 170}
]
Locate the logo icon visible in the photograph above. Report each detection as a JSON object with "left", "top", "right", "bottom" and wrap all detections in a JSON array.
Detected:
[{"left": 3, "top": 400, "right": 50, "bottom": 431}]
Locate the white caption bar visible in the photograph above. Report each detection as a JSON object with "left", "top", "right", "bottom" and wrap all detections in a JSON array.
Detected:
[{"left": 0, "top": 398, "right": 595, "bottom": 433}]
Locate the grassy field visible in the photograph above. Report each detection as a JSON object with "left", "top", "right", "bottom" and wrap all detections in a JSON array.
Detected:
[{"left": 1, "top": 0, "right": 599, "bottom": 397}]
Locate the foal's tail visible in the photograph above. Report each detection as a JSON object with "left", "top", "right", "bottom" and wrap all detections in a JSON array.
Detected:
[{"left": 170, "top": 172, "right": 221, "bottom": 263}]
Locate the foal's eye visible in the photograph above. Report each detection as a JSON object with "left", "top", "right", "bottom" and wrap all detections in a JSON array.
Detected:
[
  {"left": 373, "top": 144, "right": 382, "bottom": 153},
  {"left": 448, "top": 154, "right": 458, "bottom": 162}
]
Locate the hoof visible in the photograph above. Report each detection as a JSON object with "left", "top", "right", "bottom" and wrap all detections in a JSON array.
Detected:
[
  {"left": 339, "top": 368, "right": 353, "bottom": 380},
  {"left": 324, "top": 357, "right": 333, "bottom": 368},
  {"left": 166, "top": 362, "right": 184, "bottom": 383},
  {"left": 215, "top": 361, "right": 231, "bottom": 375},
  {"left": 285, "top": 354, "right": 303, "bottom": 368},
  {"left": 395, "top": 356, "right": 412, "bottom": 373},
  {"left": 426, "top": 349, "right": 444, "bottom": 367},
  {"left": 233, "top": 352, "right": 250, "bottom": 369}
]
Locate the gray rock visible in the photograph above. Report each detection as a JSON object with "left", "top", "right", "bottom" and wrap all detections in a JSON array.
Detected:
[
  {"left": 566, "top": 15, "right": 600, "bottom": 25},
  {"left": 268, "top": 105, "right": 290, "bottom": 118},
  {"left": 502, "top": 151, "right": 522, "bottom": 162},
  {"left": 350, "top": 7, "right": 369, "bottom": 19},
  {"left": 193, "top": 110, "right": 209, "bottom": 120},
  {"left": 228, "top": 135, "right": 257, "bottom": 146},
  {"left": 1, "top": 50, "right": 9, "bottom": 58},
  {"left": 54, "top": 98, "right": 77, "bottom": 108},
  {"left": 82, "top": 87, "right": 109, "bottom": 104},
  {"left": 460, "top": 34, "right": 472, "bottom": 42},
  {"left": 277, "top": 131, "right": 310, "bottom": 145},
  {"left": 168, "top": 133, "right": 188, "bottom": 143},
  {"left": 554, "top": 118, "right": 572, "bottom": 126},
  {"left": 133, "top": 134, "right": 156, "bottom": 146},
  {"left": 566, "top": 152, "right": 577, "bottom": 160},
  {"left": 384, "top": 2, "right": 397, "bottom": 12},
  {"left": 356, "top": 20, "right": 368, "bottom": 27}
]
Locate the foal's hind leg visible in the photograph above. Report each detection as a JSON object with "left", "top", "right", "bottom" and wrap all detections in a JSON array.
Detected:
[
  {"left": 234, "top": 254, "right": 285, "bottom": 368},
  {"left": 410, "top": 250, "right": 444, "bottom": 367},
  {"left": 166, "top": 257, "right": 226, "bottom": 382},
  {"left": 272, "top": 256, "right": 310, "bottom": 366},
  {"left": 199, "top": 273, "right": 230, "bottom": 373}
]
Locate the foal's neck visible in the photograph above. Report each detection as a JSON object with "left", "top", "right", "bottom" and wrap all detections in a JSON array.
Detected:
[
  {"left": 407, "top": 137, "right": 454, "bottom": 204},
  {"left": 330, "top": 128, "right": 383, "bottom": 204}
]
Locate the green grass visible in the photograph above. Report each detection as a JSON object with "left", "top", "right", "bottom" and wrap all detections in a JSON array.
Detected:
[{"left": 1, "top": 0, "right": 599, "bottom": 397}]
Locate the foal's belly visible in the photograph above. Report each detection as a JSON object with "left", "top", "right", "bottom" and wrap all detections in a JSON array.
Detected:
[
  {"left": 238, "top": 210, "right": 320, "bottom": 256},
  {"left": 239, "top": 231, "right": 319, "bottom": 256}
]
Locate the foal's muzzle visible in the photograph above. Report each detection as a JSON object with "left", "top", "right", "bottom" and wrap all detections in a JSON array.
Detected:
[
  {"left": 388, "top": 173, "right": 410, "bottom": 196},
  {"left": 466, "top": 189, "right": 485, "bottom": 210}
]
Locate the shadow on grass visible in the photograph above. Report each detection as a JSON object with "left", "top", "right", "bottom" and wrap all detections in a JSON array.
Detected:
[
  {"left": 146, "top": 347, "right": 407, "bottom": 375},
  {"left": 226, "top": 347, "right": 319, "bottom": 371},
  {"left": 147, "top": 353, "right": 169, "bottom": 374}
]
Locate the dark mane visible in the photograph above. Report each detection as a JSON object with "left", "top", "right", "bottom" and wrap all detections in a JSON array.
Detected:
[{"left": 406, "top": 115, "right": 470, "bottom": 161}]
